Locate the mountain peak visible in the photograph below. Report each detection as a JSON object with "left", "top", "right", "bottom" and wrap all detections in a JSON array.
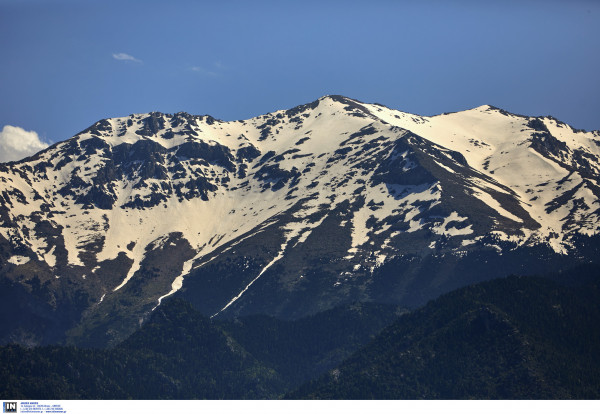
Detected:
[{"left": 476, "top": 104, "right": 497, "bottom": 111}]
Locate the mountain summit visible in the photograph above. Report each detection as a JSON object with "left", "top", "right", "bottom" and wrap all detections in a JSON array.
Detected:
[{"left": 1, "top": 95, "right": 599, "bottom": 346}]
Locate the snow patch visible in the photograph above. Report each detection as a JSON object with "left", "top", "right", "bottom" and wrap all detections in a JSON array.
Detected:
[
  {"left": 472, "top": 189, "right": 523, "bottom": 223},
  {"left": 43, "top": 245, "right": 56, "bottom": 267},
  {"left": 7, "top": 255, "right": 30, "bottom": 265}
]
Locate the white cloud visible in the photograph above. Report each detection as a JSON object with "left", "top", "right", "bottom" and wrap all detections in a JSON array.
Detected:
[
  {"left": 191, "top": 61, "right": 226, "bottom": 77},
  {"left": 112, "top": 53, "right": 142, "bottom": 63},
  {"left": 191, "top": 66, "right": 218, "bottom": 77},
  {"left": 0, "top": 125, "right": 49, "bottom": 163}
]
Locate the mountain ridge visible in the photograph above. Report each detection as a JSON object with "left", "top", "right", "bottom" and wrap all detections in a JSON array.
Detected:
[
  {"left": 289, "top": 264, "right": 600, "bottom": 399},
  {"left": 1, "top": 95, "right": 599, "bottom": 346}
]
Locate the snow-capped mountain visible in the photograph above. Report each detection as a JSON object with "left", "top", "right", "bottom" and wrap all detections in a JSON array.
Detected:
[{"left": 1, "top": 95, "right": 599, "bottom": 346}]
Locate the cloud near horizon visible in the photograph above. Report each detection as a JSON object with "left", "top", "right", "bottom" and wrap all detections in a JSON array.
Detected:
[
  {"left": 112, "top": 52, "right": 142, "bottom": 63},
  {"left": 0, "top": 125, "right": 49, "bottom": 163}
]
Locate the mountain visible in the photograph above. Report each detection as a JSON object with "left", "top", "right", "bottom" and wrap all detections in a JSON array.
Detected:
[
  {"left": 3, "top": 266, "right": 599, "bottom": 399},
  {"left": 289, "top": 264, "right": 600, "bottom": 399},
  {"left": 0, "top": 298, "right": 399, "bottom": 399},
  {"left": 0, "top": 298, "right": 284, "bottom": 399},
  {"left": 1, "top": 95, "right": 599, "bottom": 346}
]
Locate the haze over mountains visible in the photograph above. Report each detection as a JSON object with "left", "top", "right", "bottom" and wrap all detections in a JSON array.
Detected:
[{"left": 1, "top": 95, "right": 599, "bottom": 347}]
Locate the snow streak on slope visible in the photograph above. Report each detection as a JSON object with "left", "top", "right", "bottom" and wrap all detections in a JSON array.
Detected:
[
  {"left": 211, "top": 223, "right": 304, "bottom": 318},
  {"left": 153, "top": 257, "right": 196, "bottom": 311}
]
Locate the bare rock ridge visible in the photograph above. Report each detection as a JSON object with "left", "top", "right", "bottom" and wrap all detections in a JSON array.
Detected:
[{"left": 1, "top": 95, "right": 599, "bottom": 347}]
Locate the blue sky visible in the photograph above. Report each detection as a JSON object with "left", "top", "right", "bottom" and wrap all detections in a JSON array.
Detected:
[{"left": 1, "top": 0, "right": 599, "bottom": 154}]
